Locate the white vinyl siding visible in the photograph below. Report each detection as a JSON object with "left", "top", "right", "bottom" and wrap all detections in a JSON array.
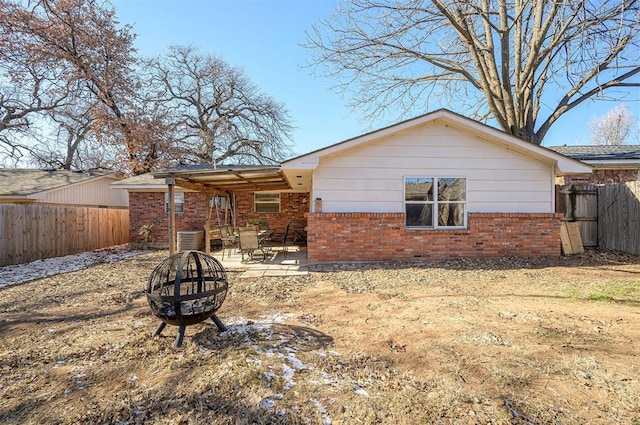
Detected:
[
  {"left": 311, "top": 122, "right": 554, "bottom": 214},
  {"left": 32, "top": 176, "right": 129, "bottom": 207}
]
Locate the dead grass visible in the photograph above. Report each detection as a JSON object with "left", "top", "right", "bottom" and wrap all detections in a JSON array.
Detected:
[{"left": 1, "top": 249, "right": 639, "bottom": 424}]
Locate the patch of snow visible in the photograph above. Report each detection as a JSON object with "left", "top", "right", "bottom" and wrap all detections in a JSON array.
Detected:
[
  {"left": 309, "top": 398, "right": 332, "bottom": 425},
  {"left": 259, "top": 397, "right": 275, "bottom": 409},
  {"left": 353, "top": 386, "right": 369, "bottom": 397},
  {"left": 282, "top": 363, "right": 296, "bottom": 390},
  {"left": 261, "top": 312, "right": 295, "bottom": 323},
  {"left": 0, "top": 245, "right": 148, "bottom": 288}
]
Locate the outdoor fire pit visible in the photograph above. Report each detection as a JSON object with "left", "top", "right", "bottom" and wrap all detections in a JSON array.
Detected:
[{"left": 146, "top": 250, "right": 228, "bottom": 347}]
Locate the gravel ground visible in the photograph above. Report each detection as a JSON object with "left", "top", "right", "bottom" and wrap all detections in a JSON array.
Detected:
[{"left": 1, "top": 247, "right": 639, "bottom": 424}]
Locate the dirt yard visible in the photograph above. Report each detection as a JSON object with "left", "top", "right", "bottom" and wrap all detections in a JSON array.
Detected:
[{"left": 1, "top": 249, "right": 639, "bottom": 424}]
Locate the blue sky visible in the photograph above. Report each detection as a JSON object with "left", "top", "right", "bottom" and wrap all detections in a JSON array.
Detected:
[{"left": 113, "top": 0, "right": 639, "bottom": 154}]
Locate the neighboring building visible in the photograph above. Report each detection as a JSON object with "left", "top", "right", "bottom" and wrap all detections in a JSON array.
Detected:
[
  {"left": 0, "top": 168, "right": 128, "bottom": 207},
  {"left": 548, "top": 145, "right": 640, "bottom": 185},
  {"left": 117, "top": 109, "right": 592, "bottom": 262}
]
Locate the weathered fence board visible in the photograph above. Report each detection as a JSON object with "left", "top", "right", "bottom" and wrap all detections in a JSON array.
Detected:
[
  {"left": 598, "top": 182, "right": 640, "bottom": 255},
  {"left": 558, "top": 184, "right": 598, "bottom": 247},
  {"left": 0, "top": 204, "right": 129, "bottom": 267}
]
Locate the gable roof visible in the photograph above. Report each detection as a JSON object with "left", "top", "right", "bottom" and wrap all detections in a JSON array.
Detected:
[
  {"left": 548, "top": 145, "right": 640, "bottom": 169},
  {"left": 283, "top": 109, "right": 592, "bottom": 176},
  {"left": 0, "top": 168, "right": 122, "bottom": 197}
]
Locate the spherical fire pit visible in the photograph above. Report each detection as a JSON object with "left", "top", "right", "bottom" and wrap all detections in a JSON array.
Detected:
[{"left": 146, "top": 250, "right": 228, "bottom": 347}]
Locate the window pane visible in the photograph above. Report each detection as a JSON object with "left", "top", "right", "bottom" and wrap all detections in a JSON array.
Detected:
[
  {"left": 255, "top": 193, "right": 280, "bottom": 202},
  {"left": 254, "top": 192, "right": 280, "bottom": 213},
  {"left": 406, "top": 204, "right": 432, "bottom": 227},
  {"left": 256, "top": 203, "right": 280, "bottom": 213},
  {"left": 438, "top": 202, "right": 465, "bottom": 226},
  {"left": 165, "top": 192, "right": 184, "bottom": 213},
  {"left": 405, "top": 177, "right": 433, "bottom": 201},
  {"left": 438, "top": 178, "right": 466, "bottom": 201}
]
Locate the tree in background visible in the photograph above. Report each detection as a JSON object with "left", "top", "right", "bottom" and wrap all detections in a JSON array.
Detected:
[
  {"left": 589, "top": 103, "right": 638, "bottom": 146},
  {"left": 0, "top": 0, "right": 71, "bottom": 165},
  {"left": 144, "top": 45, "right": 294, "bottom": 165},
  {"left": 0, "top": 0, "right": 172, "bottom": 174},
  {"left": 0, "top": 1, "right": 294, "bottom": 172},
  {"left": 307, "top": 0, "right": 640, "bottom": 145}
]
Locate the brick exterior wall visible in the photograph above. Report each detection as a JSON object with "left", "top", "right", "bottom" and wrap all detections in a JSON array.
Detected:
[
  {"left": 234, "top": 192, "right": 309, "bottom": 241},
  {"left": 128, "top": 191, "right": 309, "bottom": 248},
  {"left": 306, "top": 212, "right": 562, "bottom": 263},
  {"left": 129, "top": 191, "right": 208, "bottom": 247}
]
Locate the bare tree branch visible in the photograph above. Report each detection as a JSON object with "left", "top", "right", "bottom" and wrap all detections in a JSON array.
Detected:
[
  {"left": 144, "top": 46, "right": 294, "bottom": 166},
  {"left": 306, "top": 0, "right": 640, "bottom": 145}
]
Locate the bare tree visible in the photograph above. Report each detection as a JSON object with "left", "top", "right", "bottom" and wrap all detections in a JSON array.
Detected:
[
  {"left": 0, "top": 4, "right": 70, "bottom": 163},
  {"left": 145, "top": 45, "right": 294, "bottom": 165},
  {"left": 29, "top": 100, "right": 97, "bottom": 169},
  {"left": 1, "top": 0, "right": 172, "bottom": 174},
  {"left": 307, "top": 0, "right": 640, "bottom": 145},
  {"left": 589, "top": 103, "right": 638, "bottom": 145}
]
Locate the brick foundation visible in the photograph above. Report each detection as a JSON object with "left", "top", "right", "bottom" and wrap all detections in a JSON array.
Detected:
[{"left": 306, "top": 212, "right": 562, "bottom": 263}]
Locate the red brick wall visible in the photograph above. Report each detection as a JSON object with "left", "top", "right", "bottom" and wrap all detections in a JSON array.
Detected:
[
  {"left": 128, "top": 191, "right": 309, "bottom": 247},
  {"left": 128, "top": 191, "right": 208, "bottom": 247},
  {"left": 306, "top": 212, "right": 562, "bottom": 263},
  {"left": 234, "top": 192, "right": 309, "bottom": 241}
]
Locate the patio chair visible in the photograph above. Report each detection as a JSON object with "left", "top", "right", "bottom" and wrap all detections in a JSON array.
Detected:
[
  {"left": 293, "top": 228, "right": 307, "bottom": 245},
  {"left": 219, "top": 225, "right": 237, "bottom": 259},
  {"left": 237, "top": 227, "right": 269, "bottom": 261}
]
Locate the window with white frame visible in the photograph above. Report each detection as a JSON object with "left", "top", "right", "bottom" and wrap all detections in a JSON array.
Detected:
[
  {"left": 405, "top": 177, "right": 466, "bottom": 228},
  {"left": 254, "top": 192, "right": 280, "bottom": 213},
  {"left": 164, "top": 192, "right": 185, "bottom": 213}
]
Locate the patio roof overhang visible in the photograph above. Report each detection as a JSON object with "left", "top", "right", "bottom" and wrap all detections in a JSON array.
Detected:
[{"left": 153, "top": 166, "right": 291, "bottom": 194}]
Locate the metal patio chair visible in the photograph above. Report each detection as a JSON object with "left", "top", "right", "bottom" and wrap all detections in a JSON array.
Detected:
[{"left": 237, "top": 226, "right": 269, "bottom": 261}]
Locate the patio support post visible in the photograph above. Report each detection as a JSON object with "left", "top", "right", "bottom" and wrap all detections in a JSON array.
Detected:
[{"left": 166, "top": 177, "right": 176, "bottom": 254}]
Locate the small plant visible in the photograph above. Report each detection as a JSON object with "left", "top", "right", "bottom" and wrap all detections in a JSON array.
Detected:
[
  {"left": 138, "top": 224, "right": 154, "bottom": 243},
  {"left": 247, "top": 218, "right": 268, "bottom": 229}
]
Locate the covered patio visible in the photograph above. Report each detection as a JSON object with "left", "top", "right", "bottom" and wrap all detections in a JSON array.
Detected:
[{"left": 152, "top": 165, "right": 309, "bottom": 265}]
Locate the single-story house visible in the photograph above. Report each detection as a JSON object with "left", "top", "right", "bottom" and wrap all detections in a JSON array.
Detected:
[
  {"left": 114, "top": 109, "right": 592, "bottom": 262},
  {"left": 547, "top": 145, "right": 640, "bottom": 185},
  {"left": 0, "top": 168, "right": 128, "bottom": 207}
]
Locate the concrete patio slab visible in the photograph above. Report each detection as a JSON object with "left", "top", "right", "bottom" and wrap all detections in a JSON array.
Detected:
[{"left": 210, "top": 245, "right": 308, "bottom": 278}]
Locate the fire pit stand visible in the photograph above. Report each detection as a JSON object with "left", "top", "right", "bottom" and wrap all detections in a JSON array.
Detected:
[{"left": 146, "top": 250, "right": 229, "bottom": 347}]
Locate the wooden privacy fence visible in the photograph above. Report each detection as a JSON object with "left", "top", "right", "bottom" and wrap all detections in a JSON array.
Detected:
[
  {"left": 559, "top": 182, "right": 640, "bottom": 255},
  {"left": 598, "top": 182, "right": 640, "bottom": 255},
  {"left": 558, "top": 185, "right": 598, "bottom": 247},
  {"left": 0, "top": 204, "right": 129, "bottom": 267}
]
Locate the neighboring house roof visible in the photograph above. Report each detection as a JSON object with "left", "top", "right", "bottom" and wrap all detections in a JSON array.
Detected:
[
  {"left": 110, "top": 172, "right": 162, "bottom": 191},
  {"left": 0, "top": 168, "right": 119, "bottom": 196},
  {"left": 547, "top": 145, "right": 640, "bottom": 169},
  {"left": 0, "top": 168, "right": 126, "bottom": 205},
  {"left": 282, "top": 109, "right": 592, "bottom": 191}
]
